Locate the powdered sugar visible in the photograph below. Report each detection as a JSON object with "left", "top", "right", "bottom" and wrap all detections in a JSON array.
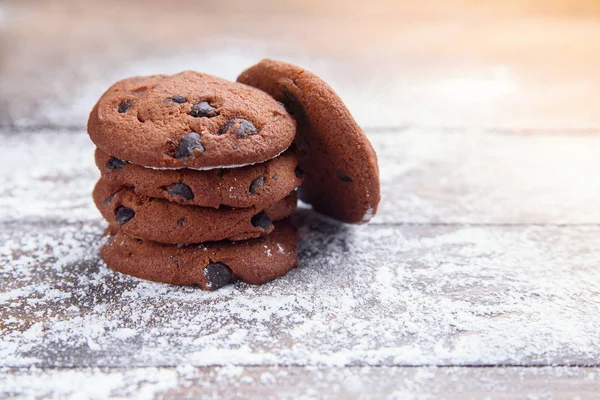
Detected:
[
  {"left": 264, "top": 245, "right": 273, "bottom": 257},
  {"left": 1, "top": 214, "right": 600, "bottom": 369},
  {"left": 1, "top": 127, "right": 600, "bottom": 398},
  {"left": 1, "top": 356, "right": 599, "bottom": 399},
  {"left": 277, "top": 244, "right": 285, "bottom": 254},
  {"left": 0, "top": 130, "right": 97, "bottom": 222},
  {"left": 375, "top": 129, "right": 600, "bottom": 224},
  {"left": 2, "top": 365, "right": 595, "bottom": 399},
  {"left": 361, "top": 206, "right": 375, "bottom": 223}
]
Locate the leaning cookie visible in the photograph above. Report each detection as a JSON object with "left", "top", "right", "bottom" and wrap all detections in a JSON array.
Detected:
[
  {"left": 93, "top": 179, "right": 297, "bottom": 244},
  {"left": 88, "top": 71, "right": 296, "bottom": 169},
  {"left": 238, "top": 59, "right": 380, "bottom": 224},
  {"left": 95, "top": 147, "right": 303, "bottom": 208},
  {"left": 101, "top": 219, "right": 298, "bottom": 291}
]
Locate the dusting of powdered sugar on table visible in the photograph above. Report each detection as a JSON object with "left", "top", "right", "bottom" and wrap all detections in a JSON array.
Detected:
[
  {"left": 2, "top": 217, "right": 600, "bottom": 369},
  {"left": 1, "top": 126, "right": 600, "bottom": 398}
]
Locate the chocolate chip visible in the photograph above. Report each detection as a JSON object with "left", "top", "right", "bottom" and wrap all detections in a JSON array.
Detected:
[
  {"left": 251, "top": 211, "right": 272, "bottom": 230},
  {"left": 249, "top": 176, "right": 265, "bottom": 195},
  {"left": 105, "top": 157, "right": 125, "bottom": 170},
  {"left": 177, "top": 217, "right": 185, "bottom": 227},
  {"left": 294, "top": 166, "right": 304, "bottom": 178},
  {"left": 237, "top": 120, "right": 257, "bottom": 137},
  {"left": 115, "top": 206, "right": 135, "bottom": 224},
  {"left": 281, "top": 87, "right": 309, "bottom": 126},
  {"left": 118, "top": 101, "right": 132, "bottom": 113},
  {"left": 168, "top": 183, "right": 194, "bottom": 200},
  {"left": 171, "top": 94, "right": 186, "bottom": 103},
  {"left": 218, "top": 119, "right": 236, "bottom": 135},
  {"left": 219, "top": 119, "right": 258, "bottom": 137},
  {"left": 189, "top": 101, "right": 218, "bottom": 118},
  {"left": 204, "top": 262, "right": 233, "bottom": 290},
  {"left": 336, "top": 170, "right": 353, "bottom": 183},
  {"left": 272, "top": 174, "right": 278, "bottom": 181},
  {"left": 175, "top": 132, "right": 205, "bottom": 158},
  {"left": 103, "top": 195, "right": 114, "bottom": 206}
]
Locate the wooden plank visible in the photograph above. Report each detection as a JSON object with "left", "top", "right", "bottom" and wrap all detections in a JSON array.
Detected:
[
  {"left": 1, "top": 216, "right": 599, "bottom": 368},
  {"left": 1, "top": 366, "right": 599, "bottom": 399},
  {"left": 1, "top": 128, "right": 599, "bottom": 224},
  {"left": 1, "top": 1, "right": 600, "bottom": 129},
  {"left": 374, "top": 129, "right": 600, "bottom": 224}
]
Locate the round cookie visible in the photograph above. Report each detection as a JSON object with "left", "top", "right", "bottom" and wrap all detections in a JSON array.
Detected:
[
  {"left": 93, "top": 179, "right": 297, "bottom": 244},
  {"left": 101, "top": 220, "right": 298, "bottom": 291},
  {"left": 237, "top": 59, "right": 380, "bottom": 224},
  {"left": 96, "top": 147, "right": 303, "bottom": 208},
  {"left": 88, "top": 71, "right": 296, "bottom": 169}
]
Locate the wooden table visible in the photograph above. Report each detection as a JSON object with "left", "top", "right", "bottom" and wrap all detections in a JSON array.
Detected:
[{"left": 1, "top": 1, "right": 599, "bottom": 398}]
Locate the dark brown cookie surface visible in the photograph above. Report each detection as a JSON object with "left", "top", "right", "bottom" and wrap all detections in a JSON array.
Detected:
[
  {"left": 238, "top": 59, "right": 380, "bottom": 223},
  {"left": 88, "top": 71, "right": 296, "bottom": 169},
  {"left": 96, "top": 147, "right": 302, "bottom": 208},
  {"left": 101, "top": 220, "right": 298, "bottom": 291},
  {"left": 93, "top": 178, "right": 297, "bottom": 244}
]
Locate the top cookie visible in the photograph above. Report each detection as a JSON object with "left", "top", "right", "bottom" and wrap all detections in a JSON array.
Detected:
[
  {"left": 88, "top": 71, "right": 296, "bottom": 169},
  {"left": 238, "top": 60, "right": 380, "bottom": 223}
]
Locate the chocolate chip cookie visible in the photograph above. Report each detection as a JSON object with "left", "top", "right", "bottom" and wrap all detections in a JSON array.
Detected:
[
  {"left": 93, "top": 179, "right": 297, "bottom": 244},
  {"left": 95, "top": 147, "right": 302, "bottom": 208},
  {"left": 238, "top": 59, "right": 380, "bottom": 223},
  {"left": 88, "top": 71, "right": 296, "bottom": 169},
  {"left": 101, "top": 219, "right": 298, "bottom": 290}
]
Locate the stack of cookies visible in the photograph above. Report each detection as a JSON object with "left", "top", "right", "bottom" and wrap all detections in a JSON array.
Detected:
[
  {"left": 88, "top": 71, "right": 303, "bottom": 290},
  {"left": 88, "top": 60, "right": 381, "bottom": 291}
]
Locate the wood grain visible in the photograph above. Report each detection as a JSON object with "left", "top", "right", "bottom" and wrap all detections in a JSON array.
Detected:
[{"left": 2, "top": 366, "right": 599, "bottom": 399}]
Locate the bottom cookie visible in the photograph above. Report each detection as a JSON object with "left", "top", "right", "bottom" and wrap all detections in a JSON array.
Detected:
[{"left": 100, "top": 220, "right": 298, "bottom": 291}]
